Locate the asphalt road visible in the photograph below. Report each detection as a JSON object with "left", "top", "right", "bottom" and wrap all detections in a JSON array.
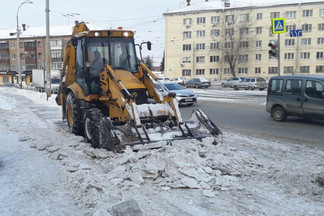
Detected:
[{"left": 180, "top": 99, "right": 324, "bottom": 149}]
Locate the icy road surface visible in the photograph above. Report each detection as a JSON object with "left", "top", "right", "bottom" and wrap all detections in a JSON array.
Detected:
[{"left": 0, "top": 87, "right": 323, "bottom": 216}]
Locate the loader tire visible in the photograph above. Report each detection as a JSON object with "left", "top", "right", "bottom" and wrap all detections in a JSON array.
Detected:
[
  {"left": 83, "top": 108, "right": 123, "bottom": 152},
  {"left": 66, "top": 92, "right": 83, "bottom": 136}
]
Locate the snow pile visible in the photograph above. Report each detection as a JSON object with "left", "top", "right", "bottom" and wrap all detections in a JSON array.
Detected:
[{"left": 0, "top": 93, "right": 16, "bottom": 110}]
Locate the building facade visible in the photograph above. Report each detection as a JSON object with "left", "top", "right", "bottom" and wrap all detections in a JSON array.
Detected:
[
  {"left": 163, "top": 0, "right": 324, "bottom": 80},
  {"left": 0, "top": 26, "right": 71, "bottom": 85}
]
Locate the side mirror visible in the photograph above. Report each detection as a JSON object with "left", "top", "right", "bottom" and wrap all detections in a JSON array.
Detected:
[
  {"left": 147, "top": 41, "right": 152, "bottom": 50},
  {"left": 71, "top": 37, "right": 78, "bottom": 47}
]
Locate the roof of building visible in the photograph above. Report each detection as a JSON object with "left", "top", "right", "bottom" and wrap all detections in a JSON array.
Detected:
[
  {"left": 164, "top": 0, "right": 324, "bottom": 15},
  {"left": 0, "top": 24, "right": 102, "bottom": 40}
]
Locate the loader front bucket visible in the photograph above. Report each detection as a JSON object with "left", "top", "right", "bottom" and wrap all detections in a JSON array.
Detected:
[{"left": 103, "top": 109, "right": 222, "bottom": 151}]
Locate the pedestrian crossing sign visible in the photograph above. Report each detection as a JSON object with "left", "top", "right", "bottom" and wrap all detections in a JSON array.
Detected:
[{"left": 272, "top": 18, "right": 286, "bottom": 34}]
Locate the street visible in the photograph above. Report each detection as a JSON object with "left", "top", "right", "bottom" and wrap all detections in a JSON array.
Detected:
[{"left": 181, "top": 86, "right": 324, "bottom": 149}]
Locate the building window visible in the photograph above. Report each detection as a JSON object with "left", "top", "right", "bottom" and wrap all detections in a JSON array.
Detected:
[
  {"left": 196, "top": 69, "right": 205, "bottom": 75},
  {"left": 317, "top": 52, "right": 324, "bottom": 59},
  {"left": 182, "top": 57, "right": 191, "bottom": 63},
  {"left": 300, "top": 66, "right": 310, "bottom": 73},
  {"left": 284, "top": 53, "right": 294, "bottom": 60},
  {"left": 0, "top": 63, "right": 10, "bottom": 71},
  {"left": 224, "top": 68, "right": 231, "bottom": 74},
  {"left": 240, "top": 41, "right": 249, "bottom": 48},
  {"left": 240, "top": 28, "right": 249, "bottom": 35},
  {"left": 0, "top": 53, "right": 8, "bottom": 60},
  {"left": 256, "top": 27, "right": 262, "bottom": 34},
  {"left": 284, "top": 66, "right": 294, "bottom": 74},
  {"left": 286, "top": 24, "right": 296, "bottom": 32},
  {"left": 301, "top": 38, "right": 311, "bottom": 46},
  {"left": 37, "top": 41, "right": 43, "bottom": 47},
  {"left": 256, "top": 54, "right": 261, "bottom": 61},
  {"left": 240, "top": 14, "right": 249, "bottom": 22},
  {"left": 52, "top": 62, "right": 63, "bottom": 70},
  {"left": 26, "top": 64, "right": 36, "bottom": 70},
  {"left": 318, "top": 38, "right": 324, "bottom": 45},
  {"left": 270, "top": 12, "right": 280, "bottom": 19},
  {"left": 51, "top": 50, "right": 63, "bottom": 59},
  {"left": 196, "top": 43, "right": 205, "bottom": 50},
  {"left": 316, "top": 66, "right": 324, "bottom": 73},
  {"left": 210, "top": 55, "right": 219, "bottom": 62},
  {"left": 320, "top": 9, "right": 324, "bottom": 17},
  {"left": 196, "top": 30, "right": 206, "bottom": 38},
  {"left": 285, "top": 39, "right": 295, "bottom": 46},
  {"left": 302, "top": 10, "right": 313, "bottom": 17},
  {"left": 255, "top": 67, "right": 261, "bottom": 74},
  {"left": 210, "top": 68, "right": 219, "bottom": 75},
  {"left": 183, "top": 18, "right": 192, "bottom": 26},
  {"left": 300, "top": 52, "right": 310, "bottom": 59},
  {"left": 256, "top": 40, "right": 262, "bottom": 48},
  {"left": 225, "top": 15, "right": 234, "bottom": 23},
  {"left": 50, "top": 40, "right": 62, "bottom": 46},
  {"left": 11, "top": 54, "right": 16, "bottom": 60},
  {"left": 183, "top": 31, "right": 192, "bottom": 39},
  {"left": 211, "top": 16, "right": 220, "bottom": 24},
  {"left": 182, "top": 69, "right": 191, "bottom": 76},
  {"left": 239, "top": 54, "right": 248, "bottom": 62},
  {"left": 38, "top": 53, "right": 43, "bottom": 59},
  {"left": 268, "top": 67, "right": 278, "bottom": 74},
  {"left": 238, "top": 68, "right": 248, "bottom": 74},
  {"left": 225, "top": 28, "right": 234, "bottom": 36},
  {"left": 286, "top": 11, "right": 296, "bottom": 19},
  {"left": 224, "top": 42, "right": 234, "bottom": 49},
  {"left": 210, "top": 42, "right": 220, "bottom": 50},
  {"left": 196, "top": 56, "right": 205, "bottom": 63},
  {"left": 210, "top": 29, "right": 220, "bottom": 37},
  {"left": 318, "top": 23, "right": 324, "bottom": 31},
  {"left": 183, "top": 44, "right": 191, "bottom": 51},
  {"left": 257, "top": 13, "right": 263, "bottom": 20},
  {"left": 11, "top": 42, "right": 15, "bottom": 49},
  {"left": 302, "top": 24, "right": 312, "bottom": 32},
  {"left": 197, "top": 17, "right": 206, "bottom": 24}
]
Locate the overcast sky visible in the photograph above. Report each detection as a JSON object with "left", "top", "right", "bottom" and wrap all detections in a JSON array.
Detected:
[{"left": 0, "top": 0, "right": 205, "bottom": 64}]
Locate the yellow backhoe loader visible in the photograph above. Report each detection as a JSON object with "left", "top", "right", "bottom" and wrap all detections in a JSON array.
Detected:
[{"left": 56, "top": 21, "right": 222, "bottom": 152}]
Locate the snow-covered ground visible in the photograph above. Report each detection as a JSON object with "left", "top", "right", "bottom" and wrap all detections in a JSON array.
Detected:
[{"left": 0, "top": 87, "right": 323, "bottom": 216}]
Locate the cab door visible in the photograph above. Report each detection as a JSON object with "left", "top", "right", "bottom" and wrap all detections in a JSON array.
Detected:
[
  {"left": 303, "top": 80, "right": 324, "bottom": 117},
  {"left": 284, "top": 79, "right": 303, "bottom": 115}
]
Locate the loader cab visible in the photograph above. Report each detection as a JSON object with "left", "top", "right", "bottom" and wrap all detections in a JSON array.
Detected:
[{"left": 74, "top": 31, "right": 138, "bottom": 95}]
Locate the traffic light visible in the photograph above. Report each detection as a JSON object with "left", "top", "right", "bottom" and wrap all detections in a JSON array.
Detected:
[{"left": 268, "top": 40, "right": 278, "bottom": 57}]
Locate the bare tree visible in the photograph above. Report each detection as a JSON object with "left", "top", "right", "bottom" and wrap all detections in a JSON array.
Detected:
[{"left": 220, "top": 10, "right": 256, "bottom": 77}]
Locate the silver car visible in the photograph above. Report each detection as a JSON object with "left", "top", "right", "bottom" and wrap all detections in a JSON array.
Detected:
[
  {"left": 221, "top": 77, "right": 245, "bottom": 88},
  {"left": 233, "top": 77, "right": 267, "bottom": 90},
  {"left": 156, "top": 82, "right": 197, "bottom": 106}
]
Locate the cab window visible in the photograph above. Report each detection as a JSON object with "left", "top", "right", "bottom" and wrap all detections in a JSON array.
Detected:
[
  {"left": 285, "top": 79, "right": 302, "bottom": 95},
  {"left": 306, "top": 81, "right": 324, "bottom": 99},
  {"left": 269, "top": 79, "right": 283, "bottom": 93}
]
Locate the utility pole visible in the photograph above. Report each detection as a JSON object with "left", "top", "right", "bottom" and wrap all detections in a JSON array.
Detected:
[{"left": 45, "top": 0, "right": 51, "bottom": 99}]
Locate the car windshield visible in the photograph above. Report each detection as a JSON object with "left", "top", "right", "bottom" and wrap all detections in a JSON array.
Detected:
[
  {"left": 163, "top": 83, "right": 185, "bottom": 90},
  {"left": 51, "top": 78, "right": 60, "bottom": 84}
]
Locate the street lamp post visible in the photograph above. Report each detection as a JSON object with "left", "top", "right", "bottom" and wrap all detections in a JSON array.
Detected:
[{"left": 16, "top": 0, "right": 33, "bottom": 89}]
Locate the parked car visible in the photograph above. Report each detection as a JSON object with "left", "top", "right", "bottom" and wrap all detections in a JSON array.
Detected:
[
  {"left": 157, "top": 77, "right": 171, "bottom": 82},
  {"left": 2, "top": 83, "right": 18, "bottom": 88},
  {"left": 221, "top": 77, "right": 245, "bottom": 88},
  {"left": 171, "top": 77, "right": 186, "bottom": 86},
  {"left": 185, "top": 78, "right": 211, "bottom": 88},
  {"left": 266, "top": 75, "right": 324, "bottom": 122},
  {"left": 233, "top": 77, "right": 267, "bottom": 90},
  {"left": 156, "top": 82, "right": 197, "bottom": 106}
]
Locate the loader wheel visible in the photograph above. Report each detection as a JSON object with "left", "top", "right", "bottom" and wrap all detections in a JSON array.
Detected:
[
  {"left": 83, "top": 108, "right": 123, "bottom": 152},
  {"left": 66, "top": 92, "right": 83, "bottom": 136}
]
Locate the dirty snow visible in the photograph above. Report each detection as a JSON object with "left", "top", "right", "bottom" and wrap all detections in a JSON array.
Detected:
[{"left": 0, "top": 87, "right": 323, "bottom": 216}]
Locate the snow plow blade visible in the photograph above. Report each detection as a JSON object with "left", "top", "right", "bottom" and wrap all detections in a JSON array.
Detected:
[{"left": 104, "top": 109, "right": 222, "bottom": 152}]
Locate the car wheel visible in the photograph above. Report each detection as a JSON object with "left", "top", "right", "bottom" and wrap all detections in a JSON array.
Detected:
[
  {"left": 272, "top": 106, "right": 287, "bottom": 122},
  {"left": 233, "top": 85, "right": 238, "bottom": 90},
  {"left": 259, "top": 88, "right": 264, "bottom": 91},
  {"left": 248, "top": 86, "right": 252, "bottom": 90},
  {"left": 221, "top": 83, "right": 226, "bottom": 88},
  {"left": 195, "top": 84, "right": 199, "bottom": 88}
]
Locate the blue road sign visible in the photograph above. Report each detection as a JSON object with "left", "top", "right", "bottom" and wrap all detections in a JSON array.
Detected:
[
  {"left": 290, "top": 30, "right": 302, "bottom": 37},
  {"left": 272, "top": 18, "right": 286, "bottom": 34}
]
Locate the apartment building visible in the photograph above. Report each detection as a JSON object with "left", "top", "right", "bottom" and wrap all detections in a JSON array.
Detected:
[
  {"left": 163, "top": 0, "right": 324, "bottom": 80},
  {"left": 0, "top": 26, "right": 71, "bottom": 84}
]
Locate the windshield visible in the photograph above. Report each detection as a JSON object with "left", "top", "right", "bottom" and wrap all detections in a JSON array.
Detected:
[
  {"left": 164, "top": 83, "right": 185, "bottom": 90},
  {"left": 51, "top": 78, "right": 60, "bottom": 84},
  {"left": 86, "top": 37, "right": 138, "bottom": 73}
]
